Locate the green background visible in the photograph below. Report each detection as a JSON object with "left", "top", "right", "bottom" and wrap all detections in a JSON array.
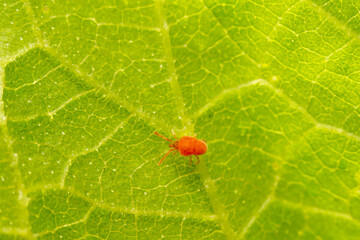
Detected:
[{"left": 1, "top": 0, "right": 360, "bottom": 239}]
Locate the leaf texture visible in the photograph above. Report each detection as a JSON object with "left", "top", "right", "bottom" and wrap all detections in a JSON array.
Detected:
[{"left": 1, "top": 0, "right": 360, "bottom": 239}]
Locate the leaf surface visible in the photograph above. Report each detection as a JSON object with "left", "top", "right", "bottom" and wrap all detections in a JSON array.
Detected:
[{"left": 1, "top": 0, "right": 360, "bottom": 239}]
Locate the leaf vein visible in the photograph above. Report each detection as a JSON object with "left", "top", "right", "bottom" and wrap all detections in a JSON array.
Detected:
[
  {"left": 0, "top": 67, "right": 32, "bottom": 235},
  {"left": 197, "top": 161, "right": 237, "bottom": 240},
  {"left": 280, "top": 198, "right": 360, "bottom": 225},
  {"left": 307, "top": 0, "right": 360, "bottom": 40},
  {"left": 196, "top": 79, "right": 360, "bottom": 142},
  {"left": 60, "top": 114, "right": 134, "bottom": 187},
  {"left": 155, "top": 0, "right": 193, "bottom": 132},
  {"left": 239, "top": 175, "right": 280, "bottom": 239}
]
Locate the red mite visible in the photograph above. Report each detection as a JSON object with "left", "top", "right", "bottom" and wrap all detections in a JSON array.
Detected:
[{"left": 154, "top": 130, "right": 208, "bottom": 165}]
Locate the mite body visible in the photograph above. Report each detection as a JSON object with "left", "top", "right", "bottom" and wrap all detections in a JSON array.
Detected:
[{"left": 154, "top": 130, "right": 207, "bottom": 165}]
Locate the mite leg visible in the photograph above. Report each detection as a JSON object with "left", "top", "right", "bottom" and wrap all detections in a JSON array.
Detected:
[
  {"left": 195, "top": 155, "right": 200, "bottom": 164},
  {"left": 158, "top": 148, "right": 177, "bottom": 165},
  {"left": 188, "top": 156, "right": 192, "bottom": 166},
  {"left": 172, "top": 150, "right": 177, "bottom": 156},
  {"left": 154, "top": 131, "right": 175, "bottom": 142},
  {"left": 171, "top": 130, "right": 178, "bottom": 140}
]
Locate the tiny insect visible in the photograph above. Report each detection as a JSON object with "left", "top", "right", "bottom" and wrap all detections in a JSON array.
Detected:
[{"left": 154, "top": 130, "right": 207, "bottom": 165}]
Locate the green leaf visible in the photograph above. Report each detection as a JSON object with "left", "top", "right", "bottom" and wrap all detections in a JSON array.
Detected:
[{"left": 1, "top": 0, "right": 360, "bottom": 239}]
